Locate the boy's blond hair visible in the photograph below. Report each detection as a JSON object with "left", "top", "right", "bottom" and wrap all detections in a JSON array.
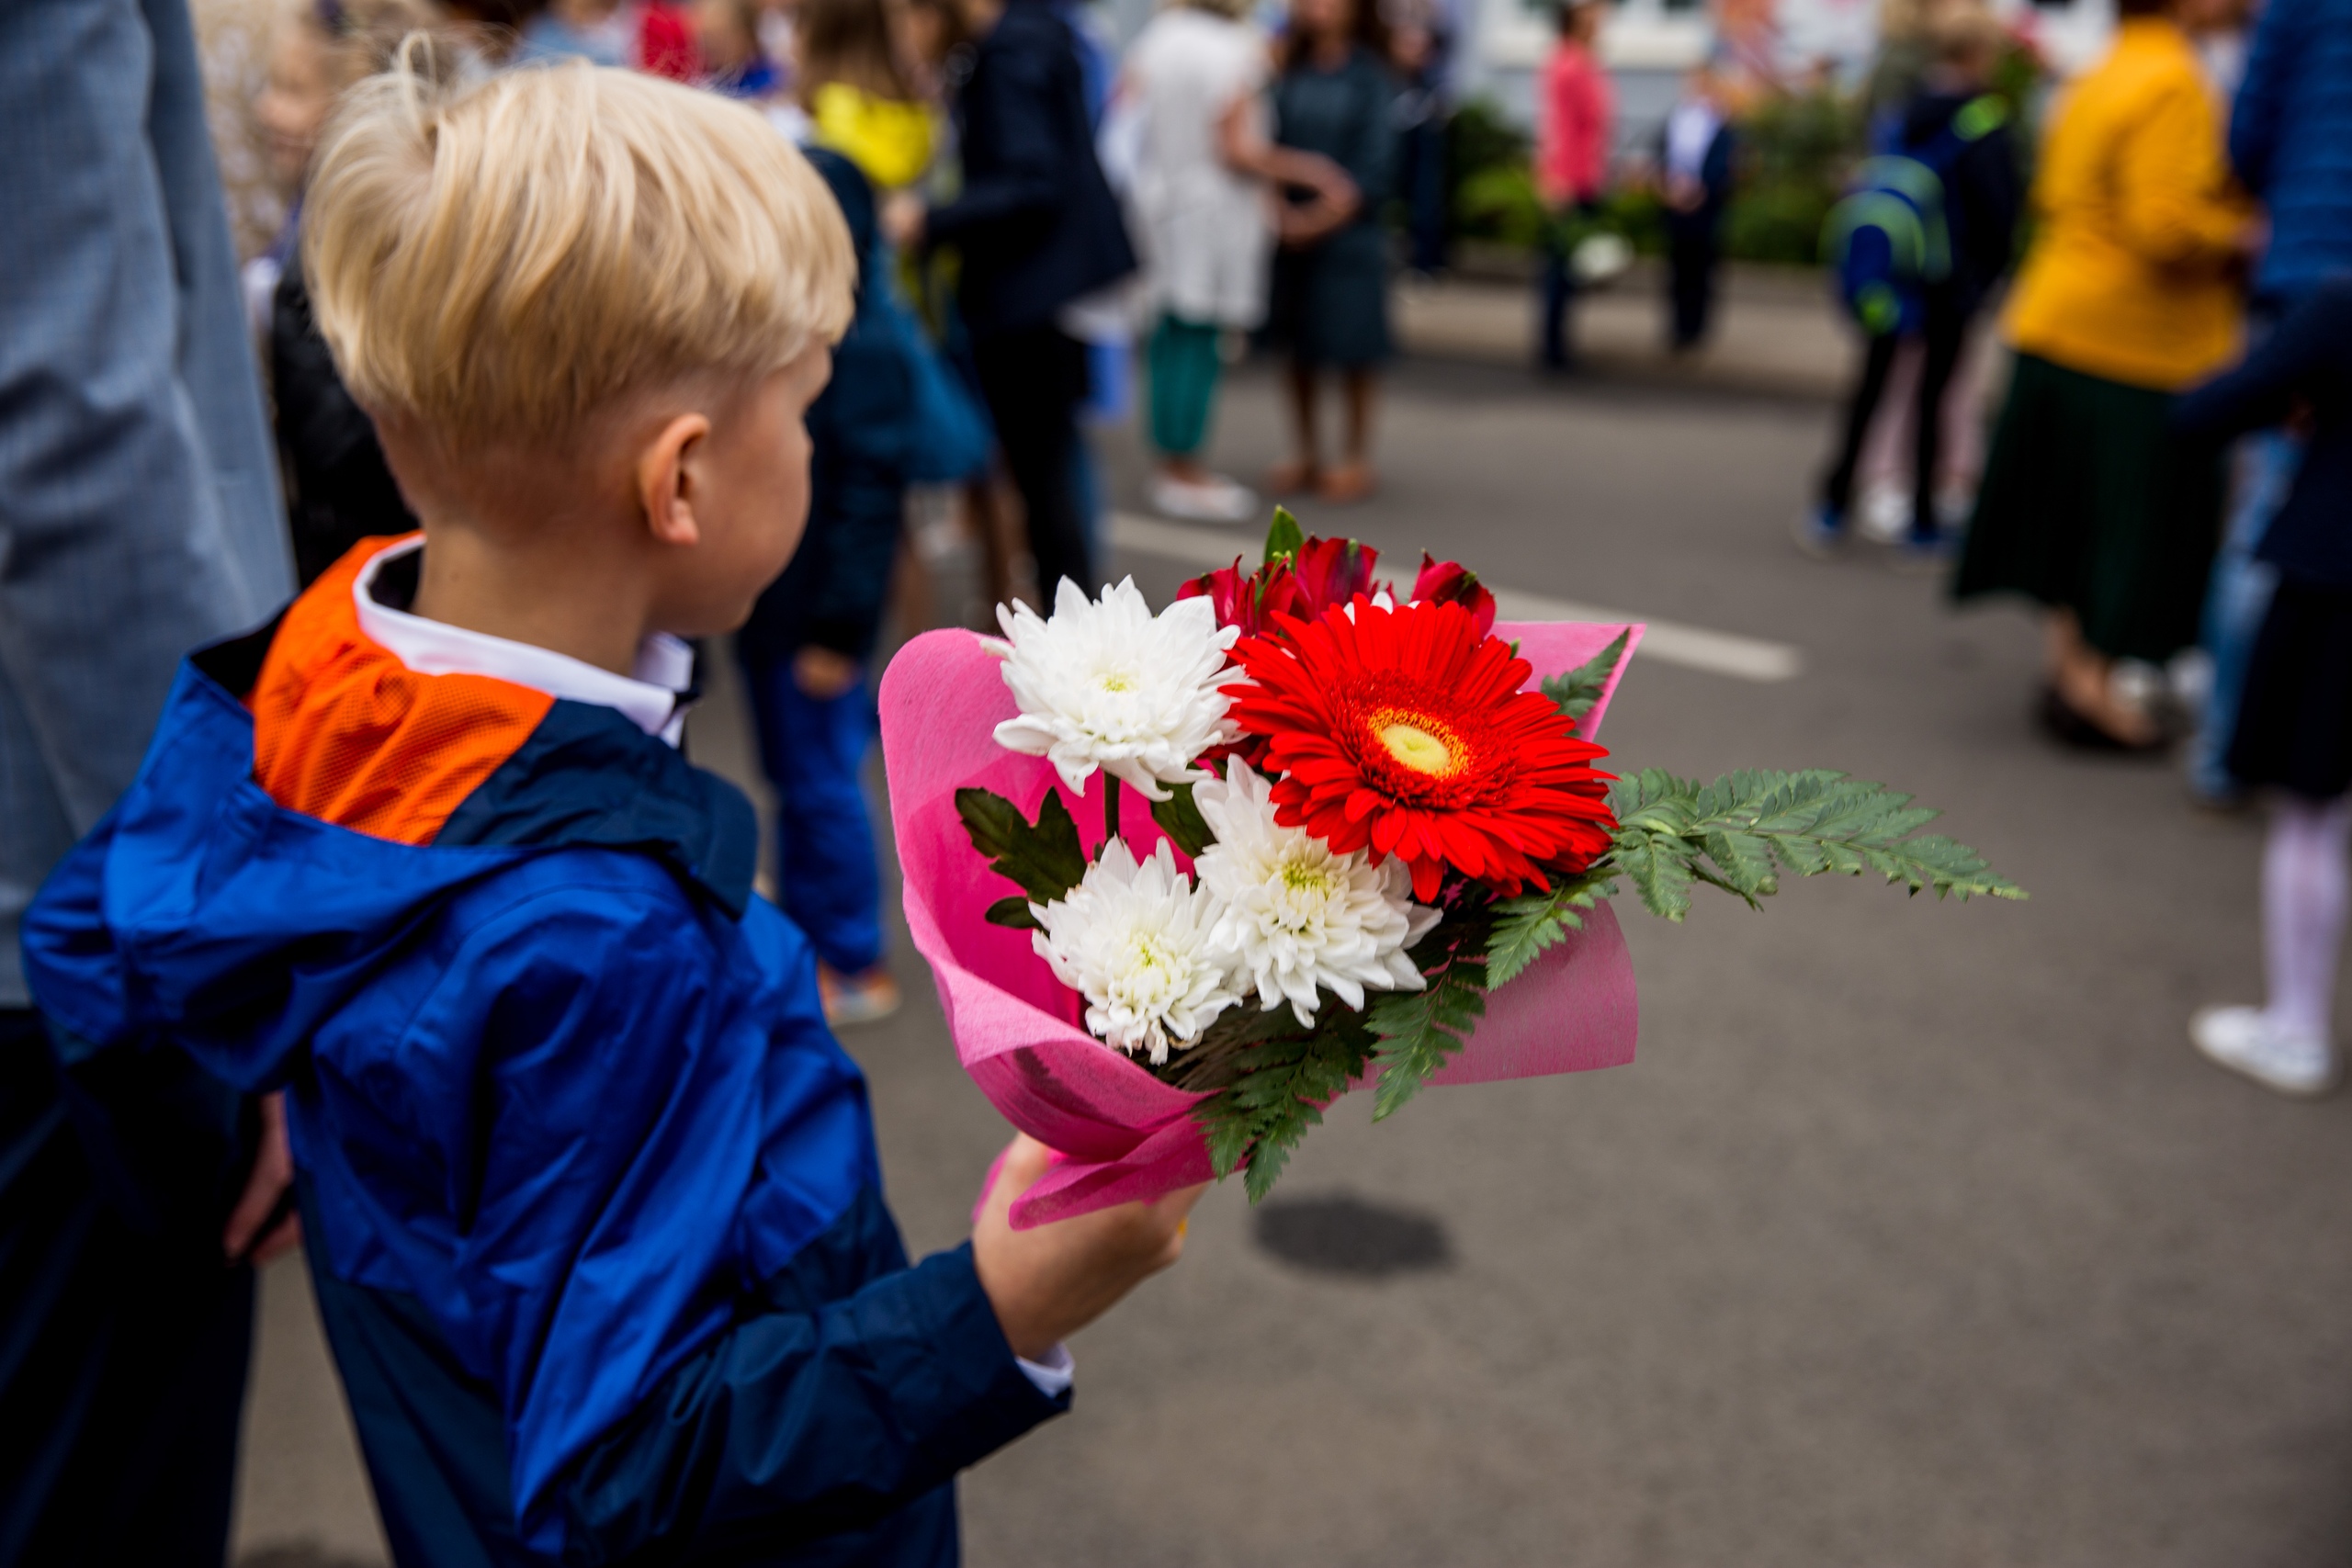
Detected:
[{"left": 305, "top": 53, "right": 854, "bottom": 449}]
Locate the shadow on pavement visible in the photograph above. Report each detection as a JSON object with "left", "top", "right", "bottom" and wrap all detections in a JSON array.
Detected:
[{"left": 1251, "top": 1193, "right": 1453, "bottom": 1279}]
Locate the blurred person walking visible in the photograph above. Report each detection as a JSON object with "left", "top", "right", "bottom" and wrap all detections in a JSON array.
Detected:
[
  {"left": 1388, "top": 0, "right": 1453, "bottom": 276},
  {"left": 0, "top": 0, "right": 298, "bottom": 1558},
  {"left": 2186, "top": 0, "right": 2352, "bottom": 807},
  {"left": 1953, "top": 0, "right": 2257, "bottom": 750},
  {"left": 259, "top": 0, "right": 448, "bottom": 585},
  {"left": 2176, "top": 281, "right": 2352, "bottom": 1095},
  {"left": 739, "top": 146, "right": 921, "bottom": 1026},
  {"left": 884, "top": 0, "right": 1136, "bottom": 601},
  {"left": 1265, "top": 0, "right": 1397, "bottom": 504},
  {"left": 1803, "top": 8, "right": 2020, "bottom": 562},
  {"left": 1532, "top": 0, "right": 1611, "bottom": 371},
  {"left": 1657, "top": 65, "right": 1735, "bottom": 354},
  {"left": 1124, "top": 0, "right": 1351, "bottom": 521},
  {"left": 520, "top": 0, "right": 698, "bottom": 73},
  {"left": 194, "top": 0, "right": 291, "bottom": 266}
]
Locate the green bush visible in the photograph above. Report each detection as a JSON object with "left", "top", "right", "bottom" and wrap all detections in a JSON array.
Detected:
[{"left": 1723, "top": 85, "right": 1865, "bottom": 265}]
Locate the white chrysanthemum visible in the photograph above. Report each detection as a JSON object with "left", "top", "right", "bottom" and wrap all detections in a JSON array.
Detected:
[
  {"left": 1032, "top": 839, "right": 1242, "bottom": 1065},
  {"left": 1193, "top": 759, "right": 1441, "bottom": 1025},
  {"left": 986, "top": 578, "right": 1241, "bottom": 801}
]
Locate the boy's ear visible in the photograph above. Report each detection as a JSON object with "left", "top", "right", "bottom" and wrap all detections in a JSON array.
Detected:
[{"left": 637, "top": 412, "right": 715, "bottom": 547}]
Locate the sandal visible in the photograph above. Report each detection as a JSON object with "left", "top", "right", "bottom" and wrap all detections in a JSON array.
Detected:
[
  {"left": 2035, "top": 686, "right": 2167, "bottom": 754},
  {"left": 1266, "top": 460, "right": 1320, "bottom": 496},
  {"left": 1317, "top": 462, "right": 1378, "bottom": 504}
]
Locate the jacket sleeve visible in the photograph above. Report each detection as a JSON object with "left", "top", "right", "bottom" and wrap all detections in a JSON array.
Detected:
[
  {"left": 2114, "top": 75, "right": 2246, "bottom": 269},
  {"left": 922, "top": 32, "right": 1073, "bottom": 246},
  {"left": 2172, "top": 285, "right": 2352, "bottom": 440},
  {"left": 557, "top": 1238, "right": 1060, "bottom": 1563},
  {"left": 2228, "top": 0, "right": 2301, "bottom": 196},
  {"left": 430, "top": 887, "right": 1062, "bottom": 1562}
]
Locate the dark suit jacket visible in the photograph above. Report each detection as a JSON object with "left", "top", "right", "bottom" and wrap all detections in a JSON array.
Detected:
[
  {"left": 923, "top": 0, "right": 1135, "bottom": 337},
  {"left": 1659, "top": 119, "right": 1736, "bottom": 237}
]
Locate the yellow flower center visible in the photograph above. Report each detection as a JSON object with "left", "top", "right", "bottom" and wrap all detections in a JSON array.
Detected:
[
  {"left": 1098, "top": 670, "right": 1136, "bottom": 694},
  {"left": 1378, "top": 721, "right": 1455, "bottom": 775}
]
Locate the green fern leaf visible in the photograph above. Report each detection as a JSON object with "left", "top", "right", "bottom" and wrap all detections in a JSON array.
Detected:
[
  {"left": 1596, "top": 769, "right": 2024, "bottom": 915},
  {"left": 1486, "top": 871, "right": 1610, "bottom": 987}
]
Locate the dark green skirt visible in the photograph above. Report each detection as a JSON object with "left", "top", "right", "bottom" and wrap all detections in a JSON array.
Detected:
[{"left": 1954, "top": 352, "right": 2225, "bottom": 662}]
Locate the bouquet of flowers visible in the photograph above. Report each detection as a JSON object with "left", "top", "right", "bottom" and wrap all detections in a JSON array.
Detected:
[{"left": 877, "top": 512, "right": 2020, "bottom": 1226}]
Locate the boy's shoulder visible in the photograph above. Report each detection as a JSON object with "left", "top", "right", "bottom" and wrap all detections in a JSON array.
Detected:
[{"left": 222, "top": 538, "right": 757, "bottom": 918}]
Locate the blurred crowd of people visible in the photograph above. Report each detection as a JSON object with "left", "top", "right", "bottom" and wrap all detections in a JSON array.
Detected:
[{"left": 1788, "top": 0, "right": 2352, "bottom": 1100}]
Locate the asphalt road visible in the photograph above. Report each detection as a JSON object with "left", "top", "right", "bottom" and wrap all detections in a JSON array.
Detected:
[{"left": 231, "top": 355, "right": 2352, "bottom": 1567}]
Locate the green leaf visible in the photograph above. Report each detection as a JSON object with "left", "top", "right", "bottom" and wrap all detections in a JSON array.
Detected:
[
  {"left": 1263, "top": 504, "right": 1304, "bottom": 567},
  {"left": 1539, "top": 628, "right": 1633, "bottom": 736},
  {"left": 955, "top": 786, "right": 1088, "bottom": 910},
  {"left": 1149, "top": 781, "right": 1216, "bottom": 858},
  {"left": 983, "top": 896, "right": 1038, "bottom": 930},
  {"left": 1594, "top": 769, "right": 2026, "bottom": 919}
]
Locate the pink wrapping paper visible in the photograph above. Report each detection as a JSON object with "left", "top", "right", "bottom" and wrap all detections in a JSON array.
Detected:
[{"left": 879, "top": 619, "right": 1645, "bottom": 1227}]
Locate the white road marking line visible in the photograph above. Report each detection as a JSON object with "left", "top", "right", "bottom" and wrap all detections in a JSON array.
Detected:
[{"left": 1106, "top": 511, "right": 1804, "bottom": 683}]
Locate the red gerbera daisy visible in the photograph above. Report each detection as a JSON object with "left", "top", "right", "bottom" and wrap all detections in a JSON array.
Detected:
[{"left": 1227, "top": 598, "right": 1617, "bottom": 903}]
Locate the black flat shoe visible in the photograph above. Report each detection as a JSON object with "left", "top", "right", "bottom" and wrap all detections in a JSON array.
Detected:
[{"left": 2035, "top": 685, "right": 2170, "bottom": 754}]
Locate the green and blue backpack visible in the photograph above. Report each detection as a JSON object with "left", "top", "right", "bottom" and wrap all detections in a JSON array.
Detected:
[{"left": 1822, "top": 94, "right": 2007, "bottom": 336}]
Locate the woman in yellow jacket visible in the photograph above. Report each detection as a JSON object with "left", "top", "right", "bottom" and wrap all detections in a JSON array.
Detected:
[
  {"left": 797, "top": 0, "right": 937, "bottom": 192},
  {"left": 1955, "top": 0, "right": 2258, "bottom": 748}
]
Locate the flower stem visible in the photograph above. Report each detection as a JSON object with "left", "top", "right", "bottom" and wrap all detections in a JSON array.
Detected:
[{"left": 1102, "top": 774, "right": 1122, "bottom": 852}]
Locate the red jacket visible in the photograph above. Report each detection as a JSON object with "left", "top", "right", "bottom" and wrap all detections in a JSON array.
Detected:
[{"left": 1535, "top": 40, "right": 1612, "bottom": 206}]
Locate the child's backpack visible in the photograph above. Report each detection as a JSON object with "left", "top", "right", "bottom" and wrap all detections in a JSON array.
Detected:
[{"left": 1821, "top": 94, "right": 2007, "bottom": 337}]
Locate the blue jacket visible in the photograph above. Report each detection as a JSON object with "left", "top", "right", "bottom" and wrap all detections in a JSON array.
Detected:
[
  {"left": 922, "top": 0, "right": 1135, "bottom": 338},
  {"left": 20, "top": 595, "right": 1064, "bottom": 1565},
  {"left": 2231, "top": 0, "right": 2352, "bottom": 304},
  {"left": 2176, "top": 279, "right": 2352, "bottom": 589},
  {"left": 742, "top": 148, "right": 917, "bottom": 668}
]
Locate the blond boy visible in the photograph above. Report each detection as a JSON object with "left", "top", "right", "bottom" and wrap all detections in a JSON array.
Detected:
[{"left": 21, "top": 58, "right": 1195, "bottom": 1565}]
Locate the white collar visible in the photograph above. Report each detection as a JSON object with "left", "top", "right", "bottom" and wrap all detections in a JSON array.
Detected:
[{"left": 352, "top": 536, "right": 695, "bottom": 748}]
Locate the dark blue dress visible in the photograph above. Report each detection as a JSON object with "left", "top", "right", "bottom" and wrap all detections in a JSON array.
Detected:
[{"left": 1268, "top": 45, "right": 1398, "bottom": 368}]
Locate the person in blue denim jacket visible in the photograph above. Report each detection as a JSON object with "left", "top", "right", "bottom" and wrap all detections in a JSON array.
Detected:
[{"left": 0, "top": 0, "right": 297, "bottom": 1559}]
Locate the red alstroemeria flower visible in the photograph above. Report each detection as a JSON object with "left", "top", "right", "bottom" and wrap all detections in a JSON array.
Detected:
[
  {"left": 1178, "top": 557, "right": 1306, "bottom": 638},
  {"left": 1409, "top": 553, "right": 1498, "bottom": 637},
  {"left": 1181, "top": 536, "right": 1386, "bottom": 638},
  {"left": 1290, "top": 536, "right": 1382, "bottom": 611},
  {"left": 1227, "top": 598, "right": 1617, "bottom": 902}
]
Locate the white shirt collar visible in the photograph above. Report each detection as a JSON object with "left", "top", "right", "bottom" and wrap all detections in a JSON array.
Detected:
[{"left": 353, "top": 536, "right": 695, "bottom": 748}]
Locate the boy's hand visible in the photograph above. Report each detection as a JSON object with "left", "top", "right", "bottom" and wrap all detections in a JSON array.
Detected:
[
  {"left": 792, "top": 646, "right": 861, "bottom": 700},
  {"left": 223, "top": 1091, "right": 302, "bottom": 1266},
  {"left": 971, "top": 1134, "right": 1204, "bottom": 1362},
  {"left": 881, "top": 192, "right": 926, "bottom": 251}
]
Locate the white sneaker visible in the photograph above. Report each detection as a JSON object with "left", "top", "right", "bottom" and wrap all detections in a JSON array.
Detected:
[
  {"left": 2191, "top": 1005, "right": 2339, "bottom": 1099},
  {"left": 1150, "top": 472, "right": 1258, "bottom": 525},
  {"left": 1858, "top": 482, "right": 1909, "bottom": 544}
]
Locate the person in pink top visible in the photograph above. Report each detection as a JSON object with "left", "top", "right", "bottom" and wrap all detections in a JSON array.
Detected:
[{"left": 1534, "top": 0, "right": 1611, "bottom": 368}]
